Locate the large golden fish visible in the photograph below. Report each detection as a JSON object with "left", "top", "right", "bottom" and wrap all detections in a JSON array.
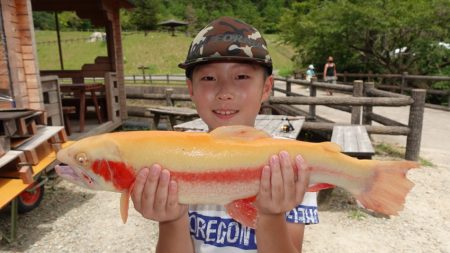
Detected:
[{"left": 55, "top": 126, "right": 418, "bottom": 228}]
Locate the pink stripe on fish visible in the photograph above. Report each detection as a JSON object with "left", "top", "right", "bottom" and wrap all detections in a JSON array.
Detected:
[{"left": 170, "top": 166, "right": 264, "bottom": 183}]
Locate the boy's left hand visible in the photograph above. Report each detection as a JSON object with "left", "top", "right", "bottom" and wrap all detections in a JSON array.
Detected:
[{"left": 255, "top": 151, "right": 310, "bottom": 215}]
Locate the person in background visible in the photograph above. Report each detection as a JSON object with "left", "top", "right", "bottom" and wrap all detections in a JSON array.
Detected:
[
  {"left": 305, "top": 64, "right": 316, "bottom": 82},
  {"left": 323, "top": 56, "right": 337, "bottom": 95}
]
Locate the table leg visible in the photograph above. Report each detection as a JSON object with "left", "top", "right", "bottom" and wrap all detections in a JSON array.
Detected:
[
  {"left": 1, "top": 198, "right": 18, "bottom": 243},
  {"left": 153, "top": 114, "right": 160, "bottom": 130},
  {"left": 90, "top": 90, "right": 103, "bottom": 124},
  {"left": 168, "top": 116, "right": 176, "bottom": 130},
  {"left": 79, "top": 91, "right": 86, "bottom": 132}
]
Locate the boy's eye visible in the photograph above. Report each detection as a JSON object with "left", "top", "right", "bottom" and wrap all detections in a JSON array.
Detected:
[
  {"left": 236, "top": 74, "right": 250, "bottom": 80},
  {"left": 200, "top": 76, "right": 216, "bottom": 81}
]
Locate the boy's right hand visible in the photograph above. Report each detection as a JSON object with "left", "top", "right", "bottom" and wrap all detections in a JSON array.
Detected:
[{"left": 131, "top": 165, "right": 188, "bottom": 222}]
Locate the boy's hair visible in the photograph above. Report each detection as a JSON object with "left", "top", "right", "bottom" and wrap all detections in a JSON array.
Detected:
[{"left": 179, "top": 16, "right": 272, "bottom": 78}]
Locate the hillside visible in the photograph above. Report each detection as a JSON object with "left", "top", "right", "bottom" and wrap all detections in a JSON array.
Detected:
[{"left": 35, "top": 30, "right": 296, "bottom": 75}]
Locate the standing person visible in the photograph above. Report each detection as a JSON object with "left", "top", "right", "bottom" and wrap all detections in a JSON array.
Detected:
[
  {"left": 323, "top": 56, "right": 337, "bottom": 95},
  {"left": 305, "top": 64, "right": 316, "bottom": 82},
  {"left": 131, "top": 17, "right": 318, "bottom": 253}
]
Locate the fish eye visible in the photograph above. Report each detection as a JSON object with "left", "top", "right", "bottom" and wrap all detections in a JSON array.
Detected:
[{"left": 75, "top": 153, "right": 88, "bottom": 165}]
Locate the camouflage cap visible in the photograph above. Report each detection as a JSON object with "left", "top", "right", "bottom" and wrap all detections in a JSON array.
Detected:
[{"left": 179, "top": 16, "right": 272, "bottom": 74}]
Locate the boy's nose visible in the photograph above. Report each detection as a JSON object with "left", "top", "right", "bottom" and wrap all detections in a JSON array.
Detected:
[
  {"left": 216, "top": 81, "right": 234, "bottom": 100},
  {"left": 217, "top": 92, "right": 233, "bottom": 100}
]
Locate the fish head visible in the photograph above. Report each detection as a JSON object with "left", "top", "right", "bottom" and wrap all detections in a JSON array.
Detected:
[{"left": 55, "top": 134, "right": 135, "bottom": 192}]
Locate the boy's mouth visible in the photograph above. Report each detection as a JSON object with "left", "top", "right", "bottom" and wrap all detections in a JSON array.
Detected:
[{"left": 213, "top": 109, "right": 238, "bottom": 119}]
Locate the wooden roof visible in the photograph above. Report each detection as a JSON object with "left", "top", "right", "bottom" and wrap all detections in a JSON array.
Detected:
[
  {"left": 31, "top": 0, "right": 134, "bottom": 11},
  {"left": 158, "top": 19, "right": 189, "bottom": 27},
  {"left": 31, "top": 0, "right": 134, "bottom": 26}
]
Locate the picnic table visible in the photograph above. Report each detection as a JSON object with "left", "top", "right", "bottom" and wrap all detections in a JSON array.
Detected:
[
  {"left": 174, "top": 114, "right": 305, "bottom": 139},
  {"left": 147, "top": 106, "right": 198, "bottom": 130}
]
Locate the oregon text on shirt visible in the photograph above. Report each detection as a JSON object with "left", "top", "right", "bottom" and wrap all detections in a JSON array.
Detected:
[{"left": 188, "top": 203, "right": 318, "bottom": 250}]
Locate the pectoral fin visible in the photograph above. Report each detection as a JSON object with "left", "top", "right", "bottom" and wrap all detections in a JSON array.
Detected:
[
  {"left": 225, "top": 196, "right": 258, "bottom": 228},
  {"left": 120, "top": 191, "right": 130, "bottom": 223}
]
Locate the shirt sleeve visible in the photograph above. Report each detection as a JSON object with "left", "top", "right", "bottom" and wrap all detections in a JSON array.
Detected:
[{"left": 285, "top": 192, "right": 319, "bottom": 224}]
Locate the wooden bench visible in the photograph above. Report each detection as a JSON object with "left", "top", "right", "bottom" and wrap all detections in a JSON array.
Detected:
[
  {"left": 331, "top": 125, "right": 375, "bottom": 159},
  {"left": 318, "top": 125, "right": 375, "bottom": 204},
  {"left": 148, "top": 106, "right": 198, "bottom": 130}
]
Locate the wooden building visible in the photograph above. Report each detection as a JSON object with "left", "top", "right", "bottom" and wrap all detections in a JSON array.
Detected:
[{"left": 0, "top": 0, "right": 133, "bottom": 137}]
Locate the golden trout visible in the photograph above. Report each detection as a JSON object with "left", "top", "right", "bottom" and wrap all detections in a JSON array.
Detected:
[{"left": 55, "top": 126, "right": 418, "bottom": 228}]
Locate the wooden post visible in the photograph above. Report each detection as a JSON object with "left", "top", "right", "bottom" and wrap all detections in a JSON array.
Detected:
[
  {"left": 401, "top": 72, "right": 408, "bottom": 95},
  {"left": 343, "top": 71, "right": 348, "bottom": 83},
  {"left": 286, "top": 77, "right": 291, "bottom": 96},
  {"left": 405, "top": 89, "right": 426, "bottom": 161},
  {"left": 447, "top": 92, "right": 450, "bottom": 109},
  {"left": 165, "top": 88, "right": 174, "bottom": 106},
  {"left": 55, "top": 12, "right": 64, "bottom": 70},
  {"left": 166, "top": 74, "right": 170, "bottom": 84},
  {"left": 368, "top": 71, "right": 373, "bottom": 82},
  {"left": 351, "top": 80, "right": 364, "bottom": 124},
  {"left": 363, "top": 82, "right": 375, "bottom": 125},
  {"left": 309, "top": 77, "right": 317, "bottom": 119}
]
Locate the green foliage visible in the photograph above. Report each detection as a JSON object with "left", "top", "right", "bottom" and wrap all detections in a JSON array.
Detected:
[
  {"left": 33, "top": 12, "right": 55, "bottom": 30},
  {"left": 279, "top": 0, "right": 450, "bottom": 76},
  {"left": 32, "top": 1, "right": 293, "bottom": 34},
  {"left": 130, "top": 0, "right": 162, "bottom": 31}
]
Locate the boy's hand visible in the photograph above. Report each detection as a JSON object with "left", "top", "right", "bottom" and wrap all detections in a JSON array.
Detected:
[
  {"left": 131, "top": 165, "right": 188, "bottom": 222},
  {"left": 255, "top": 151, "right": 310, "bottom": 215}
]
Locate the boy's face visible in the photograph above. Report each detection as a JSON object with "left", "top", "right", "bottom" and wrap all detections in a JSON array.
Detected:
[{"left": 187, "top": 62, "right": 273, "bottom": 130}]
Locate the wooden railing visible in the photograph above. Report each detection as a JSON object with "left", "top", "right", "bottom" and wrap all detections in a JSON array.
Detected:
[
  {"left": 308, "top": 72, "right": 449, "bottom": 109},
  {"left": 271, "top": 77, "right": 425, "bottom": 161}
]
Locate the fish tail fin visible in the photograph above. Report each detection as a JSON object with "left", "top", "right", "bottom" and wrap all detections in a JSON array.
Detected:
[
  {"left": 120, "top": 190, "right": 130, "bottom": 223},
  {"left": 356, "top": 160, "right": 419, "bottom": 215},
  {"left": 225, "top": 196, "right": 258, "bottom": 229}
]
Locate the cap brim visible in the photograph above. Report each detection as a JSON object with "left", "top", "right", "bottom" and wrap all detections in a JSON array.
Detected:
[{"left": 179, "top": 56, "right": 273, "bottom": 74}]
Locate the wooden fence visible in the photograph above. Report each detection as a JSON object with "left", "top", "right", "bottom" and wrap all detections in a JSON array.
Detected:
[
  {"left": 309, "top": 72, "right": 449, "bottom": 109},
  {"left": 271, "top": 77, "right": 425, "bottom": 161},
  {"left": 125, "top": 75, "right": 426, "bottom": 161}
]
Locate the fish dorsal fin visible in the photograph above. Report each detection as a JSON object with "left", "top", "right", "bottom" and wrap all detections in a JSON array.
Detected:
[
  {"left": 210, "top": 125, "right": 271, "bottom": 141},
  {"left": 321, "top": 142, "right": 342, "bottom": 153}
]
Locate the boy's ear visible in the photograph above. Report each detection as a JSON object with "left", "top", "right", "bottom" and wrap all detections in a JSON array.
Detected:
[
  {"left": 261, "top": 75, "right": 273, "bottom": 102},
  {"left": 186, "top": 79, "right": 194, "bottom": 97}
]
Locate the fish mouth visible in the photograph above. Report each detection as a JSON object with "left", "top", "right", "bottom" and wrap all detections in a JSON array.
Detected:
[{"left": 55, "top": 164, "right": 98, "bottom": 189}]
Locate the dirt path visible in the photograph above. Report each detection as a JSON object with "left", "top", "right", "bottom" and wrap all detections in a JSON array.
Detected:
[{"left": 1, "top": 86, "right": 449, "bottom": 252}]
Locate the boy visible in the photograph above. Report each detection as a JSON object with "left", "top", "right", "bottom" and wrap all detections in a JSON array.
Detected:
[{"left": 131, "top": 17, "right": 319, "bottom": 253}]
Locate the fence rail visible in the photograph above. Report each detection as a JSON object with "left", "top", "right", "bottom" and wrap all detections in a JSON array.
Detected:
[
  {"left": 270, "top": 77, "right": 425, "bottom": 160},
  {"left": 124, "top": 74, "right": 427, "bottom": 161}
]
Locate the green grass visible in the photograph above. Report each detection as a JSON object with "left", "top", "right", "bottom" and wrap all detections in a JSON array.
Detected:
[
  {"left": 35, "top": 30, "right": 295, "bottom": 75},
  {"left": 347, "top": 209, "right": 368, "bottom": 220},
  {"left": 374, "top": 143, "right": 434, "bottom": 167}
]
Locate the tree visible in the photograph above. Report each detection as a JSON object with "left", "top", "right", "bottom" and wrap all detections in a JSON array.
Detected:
[
  {"left": 130, "top": 0, "right": 161, "bottom": 32},
  {"left": 33, "top": 12, "right": 55, "bottom": 30},
  {"left": 279, "top": 0, "right": 450, "bottom": 75}
]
